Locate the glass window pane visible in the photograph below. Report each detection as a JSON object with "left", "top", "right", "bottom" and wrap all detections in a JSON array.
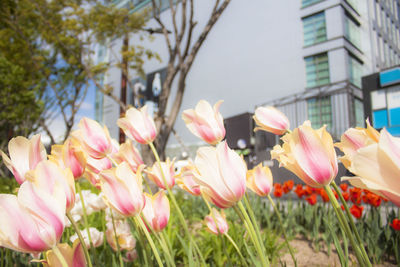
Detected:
[
  {"left": 307, "top": 96, "right": 332, "bottom": 130},
  {"left": 302, "top": 12, "right": 327, "bottom": 46}
]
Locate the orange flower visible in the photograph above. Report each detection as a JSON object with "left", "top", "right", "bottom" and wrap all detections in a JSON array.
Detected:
[
  {"left": 306, "top": 194, "right": 317, "bottom": 205},
  {"left": 294, "top": 184, "right": 304, "bottom": 198},
  {"left": 350, "top": 187, "right": 362, "bottom": 205},
  {"left": 390, "top": 219, "right": 400, "bottom": 231},
  {"left": 319, "top": 189, "right": 330, "bottom": 202},
  {"left": 282, "top": 180, "right": 294, "bottom": 194},
  {"left": 340, "top": 183, "right": 348, "bottom": 192},
  {"left": 350, "top": 205, "right": 364, "bottom": 219},
  {"left": 304, "top": 186, "right": 313, "bottom": 196},
  {"left": 342, "top": 191, "right": 350, "bottom": 201},
  {"left": 273, "top": 184, "right": 283, "bottom": 198}
]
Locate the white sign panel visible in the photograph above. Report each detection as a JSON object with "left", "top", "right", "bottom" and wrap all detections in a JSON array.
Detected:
[
  {"left": 387, "top": 86, "right": 400, "bottom": 109},
  {"left": 371, "top": 90, "right": 387, "bottom": 110}
]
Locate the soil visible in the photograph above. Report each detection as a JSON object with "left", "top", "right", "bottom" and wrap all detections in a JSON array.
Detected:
[{"left": 279, "top": 238, "right": 397, "bottom": 267}]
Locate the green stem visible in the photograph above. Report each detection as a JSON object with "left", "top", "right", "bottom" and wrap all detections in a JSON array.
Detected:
[
  {"left": 149, "top": 142, "right": 206, "bottom": 266},
  {"left": 66, "top": 212, "right": 93, "bottom": 267},
  {"left": 224, "top": 233, "right": 249, "bottom": 267},
  {"left": 76, "top": 183, "right": 94, "bottom": 248},
  {"left": 243, "top": 194, "right": 266, "bottom": 254},
  {"left": 237, "top": 201, "right": 269, "bottom": 267},
  {"left": 134, "top": 215, "right": 164, "bottom": 267},
  {"left": 109, "top": 208, "right": 124, "bottom": 267},
  {"left": 1, "top": 247, "right": 4, "bottom": 267},
  {"left": 267, "top": 195, "right": 297, "bottom": 267},
  {"left": 324, "top": 185, "right": 367, "bottom": 267},
  {"left": 130, "top": 217, "right": 150, "bottom": 266},
  {"left": 158, "top": 232, "right": 176, "bottom": 267},
  {"left": 331, "top": 181, "right": 371, "bottom": 266},
  {"left": 52, "top": 245, "right": 69, "bottom": 267}
]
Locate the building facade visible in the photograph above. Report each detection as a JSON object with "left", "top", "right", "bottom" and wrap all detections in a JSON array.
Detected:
[{"left": 95, "top": 0, "right": 400, "bottom": 160}]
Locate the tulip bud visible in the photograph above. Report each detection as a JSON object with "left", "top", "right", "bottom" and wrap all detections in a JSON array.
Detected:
[
  {"left": 182, "top": 100, "right": 225, "bottom": 145},
  {"left": 271, "top": 121, "right": 338, "bottom": 188},
  {"left": 176, "top": 163, "right": 201, "bottom": 196},
  {"left": 145, "top": 158, "right": 176, "bottom": 189},
  {"left": 141, "top": 191, "right": 170, "bottom": 232},
  {"left": 114, "top": 139, "right": 144, "bottom": 173},
  {"left": 204, "top": 208, "right": 228, "bottom": 235},
  {"left": 253, "top": 106, "right": 290, "bottom": 135},
  {"left": 73, "top": 117, "right": 113, "bottom": 159},
  {"left": 117, "top": 105, "right": 157, "bottom": 144},
  {"left": 246, "top": 163, "right": 273, "bottom": 197},
  {"left": 43, "top": 240, "right": 86, "bottom": 267},
  {"left": 0, "top": 135, "right": 47, "bottom": 184},
  {"left": 194, "top": 141, "right": 247, "bottom": 208}
]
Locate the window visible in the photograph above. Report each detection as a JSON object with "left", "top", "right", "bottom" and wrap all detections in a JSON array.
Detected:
[
  {"left": 354, "top": 99, "right": 364, "bottom": 127},
  {"left": 345, "top": 15, "right": 361, "bottom": 48},
  {"left": 305, "top": 53, "right": 330, "bottom": 88},
  {"left": 307, "top": 96, "right": 332, "bottom": 129},
  {"left": 303, "top": 12, "right": 327, "bottom": 46},
  {"left": 302, "top": 0, "right": 323, "bottom": 8},
  {"left": 349, "top": 54, "right": 363, "bottom": 88}
]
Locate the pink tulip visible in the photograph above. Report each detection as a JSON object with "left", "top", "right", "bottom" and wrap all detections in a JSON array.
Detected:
[
  {"left": 176, "top": 164, "right": 201, "bottom": 196},
  {"left": 204, "top": 208, "right": 228, "bottom": 235},
  {"left": 83, "top": 170, "right": 101, "bottom": 189},
  {"left": 117, "top": 106, "right": 157, "bottom": 144},
  {"left": 43, "top": 240, "right": 86, "bottom": 267},
  {"left": 194, "top": 141, "right": 247, "bottom": 208},
  {"left": 253, "top": 106, "right": 290, "bottom": 135},
  {"left": 49, "top": 139, "right": 87, "bottom": 179},
  {"left": 0, "top": 180, "right": 66, "bottom": 253},
  {"left": 73, "top": 118, "right": 113, "bottom": 159},
  {"left": 141, "top": 191, "right": 170, "bottom": 232},
  {"left": 100, "top": 162, "right": 145, "bottom": 216},
  {"left": 336, "top": 120, "right": 379, "bottom": 168},
  {"left": 86, "top": 156, "right": 113, "bottom": 174},
  {"left": 0, "top": 134, "right": 47, "bottom": 184},
  {"left": 145, "top": 158, "right": 175, "bottom": 189},
  {"left": 246, "top": 163, "right": 273, "bottom": 197},
  {"left": 27, "top": 161, "right": 76, "bottom": 212},
  {"left": 182, "top": 100, "right": 226, "bottom": 145},
  {"left": 271, "top": 121, "right": 338, "bottom": 188},
  {"left": 114, "top": 139, "right": 144, "bottom": 173},
  {"left": 344, "top": 129, "right": 400, "bottom": 206}
]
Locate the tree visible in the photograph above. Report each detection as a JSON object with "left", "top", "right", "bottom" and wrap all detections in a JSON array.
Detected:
[
  {"left": 146, "top": 0, "right": 232, "bottom": 160},
  {"left": 0, "top": 0, "right": 154, "bottom": 145}
]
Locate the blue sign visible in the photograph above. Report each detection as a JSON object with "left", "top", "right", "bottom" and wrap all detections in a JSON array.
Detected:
[{"left": 380, "top": 67, "right": 400, "bottom": 87}]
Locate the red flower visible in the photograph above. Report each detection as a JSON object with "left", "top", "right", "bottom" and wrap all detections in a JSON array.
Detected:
[
  {"left": 341, "top": 205, "right": 345, "bottom": 211},
  {"left": 304, "top": 186, "right": 313, "bottom": 196},
  {"left": 282, "top": 180, "right": 294, "bottom": 194},
  {"left": 273, "top": 184, "right": 283, "bottom": 198},
  {"left": 294, "top": 184, "right": 304, "bottom": 198},
  {"left": 342, "top": 192, "right": 350, "bottom": 201},
  {"left": 350, "top": 205, "right": 364, "bottom": 219},
  {"left": 306, "top": 194, "right": 317, "bottom": 206},
  {"left": 350, "top": 188, "right": 362, "bottom": 205},
  {"left": 340, "top": 183, "right": 348, "bottom": 192},
  {"left": 333, "top": 190, "right": 339, "bottom": 200},
  {"left": 319, "top": 189, "right": 330, "bottom": 202},
  {"left": 390, "top": 219, "right": 400, "bottom": 231}
]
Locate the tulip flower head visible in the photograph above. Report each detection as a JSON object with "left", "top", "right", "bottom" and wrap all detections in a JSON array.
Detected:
[
  {"left": 204, "top": 208, "right": 228, "bottom": 235},
  {"left": 43, "top": 240, "right": 86, "bottom": 267},
  {"left": 306, "top": 194, "right": 317, "bottom": 205},
  {"left": 117, "top": 105, "right": 157, "bottom": 144},
  {"left": 271, "top": 121, "right": 338, "bottom": 188},
  {"left": 1, "top": 134, "right": 47, "bottom": 184},
  {"left": 74, "top": 117, "right": 113, "bottom": 159},
  {"left": 100, "top": 163, "right": 145, "bottom": 216},
  {"left": 336, "top": 120, "right": 379, "bottom": 168},
  {"left": 176, "top": 163, "right": 201, "bottom": 196},
  {"left": 350, "top": 204, "right": 364, "bottom": 219},
  {"left": 273, "top": 183, "right": 283, "bottom": 198},
  {"left": 182, "top": 100, "right": 226, "bottom": 145},
  {"left": 27, "top": 161, "right": 76, "bottom": 212},
  {"left": 49, "top": 138, "right": 87, "bottom": 179},
  {"left": 141, "top": 191, "right": 170, "bottom": 232},
  {"left": 390, "top": 219, "right": 400, "bottom": 231},
  {"left": 246, "top": 163, "right": 273, "bottom": 197},
  {"left": 283, "top": 180, "right": 294, "bottom": 194},
  {"left": 145, "top": 158, "right": 176, "bottom": 190},
  {"left": 253, "top": 106, "right": 290, "bottom": 135},
  {"left": 0, "top": 180, "right": 66, "bottom": 253},
  {"left": 343, "top": 129, "right": 400, "bottom": 207},
  {"left": 114, "top": 139, "right": 144, "bottom": 173},
  {"left": 194, "top": 141, "right": 247, "bottom": 209}
]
